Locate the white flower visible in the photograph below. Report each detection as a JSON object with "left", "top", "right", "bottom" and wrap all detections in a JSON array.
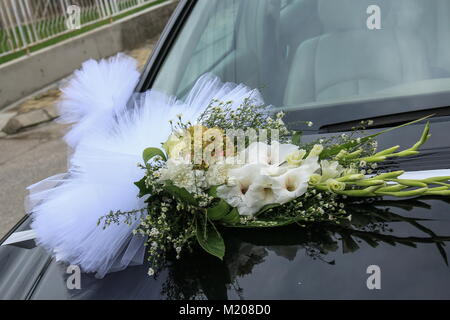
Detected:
[
  {"left": 285, "top": 149, "right": 306, "bottom": 166},
  {"left": 260, "top": 165, "right": 288, "bottom": 177},
  {"left": 163, "top": 133, "right": 183, "bottom": 158},
  {"left": 206, "top": 162, "right": 233, "bottom": 186},
  {"left": 307, "top": 144, "right": 323, "bottom": 158},
  {"left": 320, "top": 160, "right": 344, "bottom": 181},
  {"left": 158, "top": 158, "right": 202, "bottom": 193},
  {"left": 325, "top": 178, "right": 346, "bottom": 192},
  {"left": 217, "top": 164, "right": 267, "bottom": 216},
  {"left": 308, "top": 160, "right": 344, "bottom": 185},
  {"left": 239, "top": 141, "right": 299, "bottom": 166},
  {"left": 245, "top": 174, "right": 284, "bottom": 209},
  {"left": 275, "top": 163, "right": 319, "bottom": 204},
  {"left": 217, "top": 154, "right": 320, "bottom": 216},
  {"left": 148, "top": 268, "right": 155, "bottom": 276},
  {"left": 307, "top": 121, "right": 313, "bottom": 127}
]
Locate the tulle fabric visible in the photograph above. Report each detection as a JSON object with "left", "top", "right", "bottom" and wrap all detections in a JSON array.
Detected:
[
  {"left": 28, "top": 54, "right": 265, "bottom": 278},
  {"left": 57, "top": 53, "right": 140, "bottom": 148}
]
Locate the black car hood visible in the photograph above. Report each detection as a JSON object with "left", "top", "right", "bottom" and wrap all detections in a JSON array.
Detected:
[{"left": 1, "top": 118, "right": 450, "bottom": 300}]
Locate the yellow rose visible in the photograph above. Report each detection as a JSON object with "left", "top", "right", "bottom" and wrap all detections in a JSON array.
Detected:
[{"left": 163, "top": 133, "right": 189, "bottom": 159}]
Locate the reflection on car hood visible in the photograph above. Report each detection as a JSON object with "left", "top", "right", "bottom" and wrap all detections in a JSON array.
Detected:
[{"left": 1, "top": 120, "right": 450, "bottom": 300}]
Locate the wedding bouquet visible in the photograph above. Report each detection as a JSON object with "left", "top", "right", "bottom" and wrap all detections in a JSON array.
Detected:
[
  {"left": 98, "top": 96, "right": 448, "bottom": 276},
  {"left": 25, "top": 54, "right": 450, "bottom": 278}
]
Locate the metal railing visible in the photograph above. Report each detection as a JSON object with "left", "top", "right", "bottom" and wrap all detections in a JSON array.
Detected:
[{"left": 0, "top": 0, "right": 158, "bottom": 58}]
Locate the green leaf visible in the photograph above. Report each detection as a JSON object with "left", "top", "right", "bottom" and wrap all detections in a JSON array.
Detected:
[
  {"left": 164, "top": 185, "right": 197, "bottom": 205},
  {"left": 134, "top": 177, "right": 148, "bottom": 198},
  {"left": 207, "top": 199, "right": 231, "bottom": 221},
  {"left": 220, "top": 208, "right": 241, "bottom": 224},
  {"left": 143, "top": 147, "right": 167, "bottom": 163},
  {"left": 196, "top": 216, "right": 225, "bottom": 260},
  {"left": 207, "top": 186, "right": 219, "bottom": 198},
  {"left": 254, "top": 203, "right": 281, "bottom": 217},
  {"left": 291, "top": 131, "right": 302, "bottom": 146}
]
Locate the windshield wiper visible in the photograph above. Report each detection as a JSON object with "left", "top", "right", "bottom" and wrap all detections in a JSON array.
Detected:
[{"left": 320, "top": 106, "right": 450, "bottom": 133}]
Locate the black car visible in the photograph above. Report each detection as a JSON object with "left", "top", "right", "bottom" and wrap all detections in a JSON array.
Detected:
[{"left": 2, "top": 0, "right": 450, "bottom": 299}]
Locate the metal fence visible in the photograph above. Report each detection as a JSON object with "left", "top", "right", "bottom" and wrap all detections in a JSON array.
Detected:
[{"left": 0, "top": 0, "right": 158, "bottom": 58}]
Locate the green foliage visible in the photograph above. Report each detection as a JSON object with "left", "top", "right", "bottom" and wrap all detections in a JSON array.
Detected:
[
  {"left": 143, "top": 147, "right": 167, "bottom": 163},
  {"left": 196, "top": 215, "right": 225, "bottom": 260},
  {"left": 291, "top": 131, "right": 302, "bottom": 146},
  {"left": 207, "top": 199, "right": 231, "bottom": 221},
  {"left": 164, "top": 184, "right": 198, "bottom": 205},
  {"left": 220, "top": 208, "right": 241, "bottom": 225},
  {"left": 134, "top": 177, "right": 148, "bottom": 198},
  {"left": 320, "top": 115, "right": 433, "bottom": 159}
]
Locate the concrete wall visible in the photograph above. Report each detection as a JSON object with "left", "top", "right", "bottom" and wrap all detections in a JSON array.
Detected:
[{"left": 0, "top": 0, "right": 178, "bottom": 111}]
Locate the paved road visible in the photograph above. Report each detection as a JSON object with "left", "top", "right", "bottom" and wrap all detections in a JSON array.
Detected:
[{"left": 0, "top": 122, "right": 67, "bottom": 238}]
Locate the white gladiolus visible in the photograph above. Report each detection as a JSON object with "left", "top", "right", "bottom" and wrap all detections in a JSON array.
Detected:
[
  {"left": 217, "top": 164, "right": 266, "bottom": 216},
  {"left": 241, "top": 141, "right": 299, "bottom": 166},
  {"left": 307, "top": 144, "right": 324, "bottom": 158},
  {"left": 244, "top": 174, "right": 284, "bottom": 210},
  {"left": 275, "top": 157, "right": 320, "bottom": 204},
  {"left": 306, "top": 160, "right": 344, "bottom": 185},
  {"left": 320, "top": 160, "right": 344, "bottom": 181},
  {"left": 217, "top": 148, "right": 320, "bottom": 216},
  {"left": 286, "top": 149, "right": 306, "bottom": 166}
]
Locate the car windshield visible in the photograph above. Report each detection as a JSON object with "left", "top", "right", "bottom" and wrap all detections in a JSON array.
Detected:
[{"left": 151, "top": 0, "right": 450, "bottom": 130}]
